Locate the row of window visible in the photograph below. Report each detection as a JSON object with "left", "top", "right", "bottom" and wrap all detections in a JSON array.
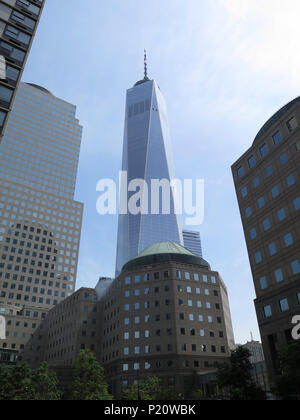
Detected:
[
  {"left": 123, "top": 329, "right": 224, "bottom": 340},
  {"left": 122, "top": 355, "right": 222, "bottom": 372},
  {"left": 252, "top": 232, "right": 295, "bottom": 262},
  {"left": 124, "top": 286, "right": 217, "bottom": 298},
  {"left": 242, "top": 171, "right": 295, "bottom": 204},
  {"left": 124, "top": 314, "right": 221, "bottom": 325},
  {"left": 124, "top": 300, "right": 219, "bottom": 311},
  {"left": 123, "top": 343, "right": 226, "bottom": 356},
  {"left": 263, "top": 292, "right": 300, "bottom": 318},
  {"left": 0, "top": 292, "right": 69, "bottom": 303},
  {"left": 236, "top": 115, "right": 298, "bottom": 179},
  {"left": 248, "top": 197, "right": 299, "bottom": 244},
  {"left": 124, "top": 272, "right": 217, "bottom": 285}
]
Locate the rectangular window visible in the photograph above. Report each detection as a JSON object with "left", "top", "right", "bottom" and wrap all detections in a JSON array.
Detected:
[
  {"left": 266, "top": 165, "right": 273, "bottom": 177},
  {"left": 248, "top": 155, "right": 256, "bottom": 169},
  {"left": 291, "top": 260, "right": 300, "bottom": 275},
  {"left": 259, "top": 277, "right": 268, "bottom": 290},
  {"left": 258, "top": 197, "right": 265, "bottom": 208},
  {"left": 264, "top": 305, "right": 272, "bottom": 318},
  {"left": 273, "top": 131, "right": 282, "bottom": 145},
  {"left": 237, "top": 166, "right": 244, "bottom": 178},
  {"left": 275, "top": 269, "right": 283, "bottom": 283},
  {"left": 246, "top": 207, "right": 252, "bottom": 218},
  {"left": 259, "top": 143, "right": 269, "bottom": 157},
  {"left": 241, "top": 187, "right": 248, "bottom": 198},
  {"left": 268, "top": 242, "right": 277, "bottom": 256},
  {"left": 255, "top": 251, "right": 262, "bottom": 264},
  {"left": 280, "top": 152, "right": 288, "bottom": 165},
  {"left": 284, "top": 233, "right": 293, "bottom": 247},
  {"left": 277, "top": 209, "right": 286, "bottom": 222},
  {"left": 287, "top": 117, "right": 298, "bottom": 132},
  {"left": 293, "top": 197, "right": 300, "bottom": 211},
  {"left": 280, "top": 298, "right": 289, "bottom": 312},
  {"left": 286, "top": 174, "right": 295, "bottom": 187},
  {"left": 272, "top": 186, "right": 280, "bottom": 198},
  {"left": 253, "top": 177, "right": 260, "bottom": 188},
  {"left": 0, "top": 85, "right": 13, "bottom": 104}
]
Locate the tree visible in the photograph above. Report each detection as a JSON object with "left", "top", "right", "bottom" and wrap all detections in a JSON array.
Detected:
[
  {"left": 275, "top": 339, "right": 300, "bottom": 400},
  {"left": 31, "top": 362, "right": 61, "bottom": 400},
  {"left": 0, "top": 363, "right": 34, "bottom": 400},
  {"left": 123, "top": 376, "right": 183, "bottom": 400},
  {"left": 216, "top": 347, "right": 266, "bottom": 400},
  {"left": 67, "top": 349, "right": 113, "bottom": 400},
  {"left": 0, "top": 362, "right": 61, "bottom": 400}
]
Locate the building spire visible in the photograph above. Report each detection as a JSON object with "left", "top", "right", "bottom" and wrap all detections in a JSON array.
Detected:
[{"left": 144, "top": 49, "right": 148, "bottom": 80}]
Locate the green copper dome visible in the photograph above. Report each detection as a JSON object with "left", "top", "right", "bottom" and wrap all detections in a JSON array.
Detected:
[
  {"left": 122, "top": 242, "right": 210, "bottom": 272},
  {"left": 138, "top": 242, "right": 195, "bottom": 258}
]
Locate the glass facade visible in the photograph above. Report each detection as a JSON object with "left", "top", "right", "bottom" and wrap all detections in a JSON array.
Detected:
[
  {"left": 0, "top": 0, "right": 45, "bottom": 136},
  {"left": 0, "top": 83, "right": 83, "bottom": 312},
  {"left": 116, "top": 79, "right": 183, "bottom": 274},
  {"left": 0, "top": 83, "right": 82, "bottom": 199},
  {"left": 183, "top": 230, "right": 203, "bottom": 257}
]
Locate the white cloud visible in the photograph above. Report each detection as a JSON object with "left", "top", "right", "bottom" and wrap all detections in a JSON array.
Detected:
[{"left": 222, "top": 0, "right": 300, "bottom": 88}]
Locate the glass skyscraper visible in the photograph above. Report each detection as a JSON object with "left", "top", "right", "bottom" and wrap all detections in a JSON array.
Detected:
[
  {"left": 116, "top": 71, "right": 183, "bottom": 275},
  {"left": 0, "top": 82, "right": 83, "bottom": 363},
  {"left": 0, "top": 0, "right": 45, "bottom": 137},
  {"left": 183, "top": 230, "right": 203, "bottom": 258}
]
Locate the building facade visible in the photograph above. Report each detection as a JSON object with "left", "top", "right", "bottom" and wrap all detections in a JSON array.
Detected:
[
  {"left": 107, "top": 242, "right": 234, "bottom": 398},
  {"left": 0, "top": 82, "right": 83, "bottom": 363},
  {"left": 232, "top": 97, "right": 300, "bottom": 386},
  {"left": 242, "top": 339, "right": 265, "bottom": 364},
  {"left": 115, "top": 69, "right": 183, "bottom": 275},
  {"left": 0, "top": 0, "right": 45, "bottom": 138},
  {"left": 183, "top": 230, "right": 203, "bottom": 258},
  {"left": 28, "top": 242, "right": 235, "bottom": 399}
]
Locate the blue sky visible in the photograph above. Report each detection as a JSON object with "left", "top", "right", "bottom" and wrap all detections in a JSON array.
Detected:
[{"left": 22, "top": 0, "right": 300, "bottom": 344}]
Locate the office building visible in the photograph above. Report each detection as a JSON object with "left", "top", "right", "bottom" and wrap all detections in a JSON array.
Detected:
[
  {"left": 28, "top": 242, "right": 235, "bottom": 398},
  {"left": 242, "top": 338, "right": 265, "bottom": 364},
  {"left": 232, "top": 97, "right": 300, "bottom": 386},
  {"left": 106, "top": 242, "right": 235, "bottom": 398},
  {"left": 115, "top": 57, "right": 183, "bottom": 275},
  {"left": 0, "top": 0, "right": 45, "bottom": 137},
  {"left": 0, "top": 82, "right": 83, "bottom": 363},
  {"left": 183, "top": 230, "right": 203, "bottom": 258}
]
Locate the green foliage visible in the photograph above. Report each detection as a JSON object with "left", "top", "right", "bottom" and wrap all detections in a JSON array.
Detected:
[
  {"left": 216, "top": 347, "right": 267, "bottom": 400},
  {"left": 0, "top": 362, "right": 60, "bottom": 400},
  {"left": 31, "top": 362, "right": 61, "bottom": 400},
  {"left": 67, "top": 349, "right": 113, "bottom": 401},
  {"left": 123, "top": 376, "right": 183, "bottom": 400},
  {"left": 275, "top": 339, "right": 300, "bottom": 400},
  {"left": 189, "top": 389, "right": 204, "bottom": 400}
]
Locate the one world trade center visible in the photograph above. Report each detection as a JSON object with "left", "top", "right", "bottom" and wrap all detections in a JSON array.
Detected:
[{"left": 115, "top": 53, "right": 183, "bottom": 275}]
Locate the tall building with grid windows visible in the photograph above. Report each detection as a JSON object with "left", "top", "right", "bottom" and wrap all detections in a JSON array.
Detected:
[
  {"left": 0, "top": 82, "right": 83, "bottom": 364},
  {"left": 0, "top": 0, "right": 45, "bottom": 138},
  {"left": 232, "top": 97, "right": 300, "bottom": 387}
]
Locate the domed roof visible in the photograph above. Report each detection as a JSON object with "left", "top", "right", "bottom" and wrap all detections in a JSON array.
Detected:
[
  {"left": 26, "top": 83, "right": 53, "bottom": 96},
  {"left": 253, "top": 96, "right": 300, "bottom": 144},
  {"left": 122, "top": 242, "right": 211, "bottom": 272},
  {"left": 138, "top": 242, "right": 195, "bottom": 257}
]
